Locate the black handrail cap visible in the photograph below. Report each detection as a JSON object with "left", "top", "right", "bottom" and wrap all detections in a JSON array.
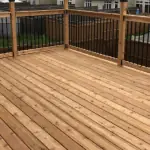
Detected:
[{"left": 120, "top": 0, "right": 128, "bottom": 2}]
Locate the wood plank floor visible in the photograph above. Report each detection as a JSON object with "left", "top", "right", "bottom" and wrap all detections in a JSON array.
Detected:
[{"left": 0, "top": 47, "right": 150, "bottom": 150}]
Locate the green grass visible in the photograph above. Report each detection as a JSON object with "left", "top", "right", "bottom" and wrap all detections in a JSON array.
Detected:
[
  {"left": 0, "top": 34, "right": 61, "bottom": 48},
  {"left": 126, "top": 31, "right": 149, "bottom": 40}
]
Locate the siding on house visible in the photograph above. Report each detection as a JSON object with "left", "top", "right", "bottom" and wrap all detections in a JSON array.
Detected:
[
  {"left": 57, "top": 0, "right": 84, "bottom": 7},
  {"left": 91, "top": 1, "right": 104, "bottom": 10},
  {"left": 26, "top": 0, "right": 57, "bottom": 5},
  {"left": 84, "top": 0, "right": 136, "bottom": 10}
]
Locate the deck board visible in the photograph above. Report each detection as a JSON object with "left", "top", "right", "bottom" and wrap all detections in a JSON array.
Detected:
[
  {"left": 0, "top": 117, "right": 30, "bottom": 150},
  {"left": 0, "top": 136, "right": 12, "bottom": 150},
  {"left": 0, "top": 47, "right": 150, "bottom": 150}
]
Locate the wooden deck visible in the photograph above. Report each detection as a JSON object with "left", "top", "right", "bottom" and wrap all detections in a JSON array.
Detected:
[{"left": 0, "top": 47, "right": 150, "bottom": 150}]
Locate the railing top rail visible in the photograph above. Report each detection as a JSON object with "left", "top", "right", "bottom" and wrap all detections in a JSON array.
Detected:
[
  {"left": 16, "top": 9, "right": 64, "bottom": 17},
  {"left": 68, "top": 9, "right": 120, "bottom": 20},
  {"left": 0, "top": 12, "right": 10, "bottom": 18},
  {"left": 125, "top": 14, "right": 150, "bottom": 24}
]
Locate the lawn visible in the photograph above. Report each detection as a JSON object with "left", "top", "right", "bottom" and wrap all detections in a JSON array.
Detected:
[{"left": 0, "top": 34, "right": 61, "bottom": 49}]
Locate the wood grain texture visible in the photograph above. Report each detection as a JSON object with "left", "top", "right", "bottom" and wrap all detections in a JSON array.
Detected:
[
  {"left": 0, "top": 136, "right": 12, "bottom": 150},
  {"left": 9, "top": 2, "right": 17, "bottom": 57},
  {"left": 0, "top": 48, "right": 150, "bottom": 150}
]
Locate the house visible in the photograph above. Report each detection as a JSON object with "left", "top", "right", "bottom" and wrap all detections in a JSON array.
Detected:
[
  {"left": 136, "top": 0, "right": 150, "bottom": 13},
  {"left": 25, "top": 0, "right": 57, "bottom": 5},
  {"left": 84, "top": 0, "right": 136, "bottom": 10},
  {"left": 57, "top": 0, "right": 84, "bottom": 7}
]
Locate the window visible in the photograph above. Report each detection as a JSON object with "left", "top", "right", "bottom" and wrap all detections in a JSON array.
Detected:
[
  {"left": 136, "top": 1, "right": 143, "bottom": 12},
  {"left": 68, "top": 0, "right": 72, "bottom": 5},
  {"left": 60, "top": 0, "right": 63, "bottom": 5},
  {"left": 104, "top": 1, "right": 111, "bottom": 9},
  {"left": 59, "top": 0, "right": 72, "bottom": 5},
  {"left": 85, "top": 0, "right": 92, "bottom": 7},
  {"left": 145, "top": 1, "right": 150, "bottom": 13},
  {"left": 115, "top": 1, "right": 118, "bottom": 8},
  {"left": 136, "top": 1, "right": 142, "bottom": 8}
]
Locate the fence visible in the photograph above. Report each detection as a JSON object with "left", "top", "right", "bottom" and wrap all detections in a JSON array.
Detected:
[{"left": 0, "top": 0, "right": 149, "bottom": 71}]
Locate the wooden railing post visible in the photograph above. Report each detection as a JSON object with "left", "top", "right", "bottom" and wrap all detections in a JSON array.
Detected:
[
  {"left": 118, "top": 0, "right": 128, "bottom": 66},
  {"left": 9, "top": 0, "right": 18, "bottom": 57},
  {"left": 64, "top": 0, "right": 69, "bottom": 49}
]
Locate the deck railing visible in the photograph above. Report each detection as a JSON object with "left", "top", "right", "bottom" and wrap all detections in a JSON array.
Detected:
[
  {"left": 0, "top": 12, "right": 11, "bottom": 54},
  {"left": 125, "top": 20, "right": 150, "bottom": 67},
  {"left": 16, "top": 10, "right": 64, "bottom": 51},
  {"left": 0, "top": 0, "right": 150, "bottom": 71},
  {"left": 69, "top": 10, "right": 120, "bottom": 59}
]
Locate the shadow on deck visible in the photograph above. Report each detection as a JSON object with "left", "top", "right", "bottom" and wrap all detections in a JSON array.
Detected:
[{"left": 0, "top": 46, "right": 150, "bottom": 150}]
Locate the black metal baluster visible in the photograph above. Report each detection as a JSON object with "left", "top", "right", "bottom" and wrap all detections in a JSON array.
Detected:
[
  {"left": 83, "top": 16, "right": 85, "bottom": 49},
  {"left": 79, "top": 16, "right": 83, "bottom": 48},
  {"left": 52, "top": 15, "right": 54, "bottom": 46},
  {"left": 44, "top": 16, "right": 47, "bottom": 46},
  {"left": 146, "top": 24, "right": 150, "bottom": 67},
  {"left": 48, "top": 15, "right": 51, "bottom": 46},
  {"left": 133, "top": 22, "right": 137, "bottom": 64},
  {"left": 96, "top": 17, "right": 99, "bottom": 53},
  {"left": 141, "top": 23, "right": 146, "bottom": 66},
  {"left": 112, "top": 19, "right": 115, "bottom": 57},
  {"left": 55, "top": 14, "right": 57, "bottom": 45},
  {"left": 33, "top": 16, "right": 36, "bottom": 48},
  {"left": 105, "top": 18, "right": 108, "bottom": 55},
  {"left": 129, "top": 22, "right": 133, "bottom": 62},
  {"left": 102, "top": 18, "right": 105, "bottom": 54},
  {"left": 21, "top": 18, "right": 25, "bottom": 50},
  {"left": 90, "top": 17, "right": 93, "bottom": 51},
  {"left": 40, "top": 15, "right": 43, "bottom": 47},
  {"left": 30, "top": 17, "right": 32, "bottom": 49},
  {"left": 72, "top": 14, "right": 74, "bottom": 46},
  {"left": 85, "top": 16, "right": 88, "bottom": 50},
  {"left": 43, "top": 16, "right": 45, "bottom": 46},
  {"left": 75, "top": 15, "right": 77, "bottom": 47},
  {"left": 88, "top": 16, "right": 90, "bottom": 50},
  {"left": 76, "top": 15, "right": 78, "bottom": 47},
  {"left": 137, "top": 22, "right": 141, "bottom": 65},
  {"left": 78, "top": 15, "right": 80, "bottom": 48},
  {"left": 70, "top": 14, "right": 72, "bottom": 45},
  {"left": 125, "top": 21, "right": 129, "bottom": 60},
  {"left": 17, "top": 18, "right": 20, "bottom": 51},
  {"left": 25, "top": 17, "right": 28, "bottom": 50},
  {"left": 58, "top": 15, "right": 61, "bottom": 45},
  {"left": 37, "top": 16, "right": 40, "bottom": 48},
  {"left": 93, "top": 17, "right": 96, "bottom": 52},
  {"left": 6, "top": 17, "right": 10, "bottom": 52},
  {"left": 99, "top": 18, "right": 102, "bottom": 54},
  {"left": 62, "top": 14, "right": 64, "bottom": 45},
  {"left": 115, "top": 20, "right": 119, "bottom": 58},
  {"left": 1, "top": 18, "right": 5, "bottom": 52},
  {"left": 109, "top": 19, "right": 111, "bottom": 56},
  {"left": 69, "top": 14, "right": 71, "bottom": 45}
]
